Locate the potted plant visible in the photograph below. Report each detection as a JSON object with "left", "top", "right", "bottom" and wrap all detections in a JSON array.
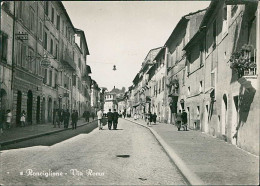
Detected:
[{"left": 229, "top": 44, "right": 256, "bottom": 78}]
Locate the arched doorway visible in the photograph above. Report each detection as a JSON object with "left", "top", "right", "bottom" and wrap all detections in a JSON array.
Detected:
[
  {"left": 222, "top": 94, "right": 228, "bottom": 136},
  {"left": 16, "top": 91, "right": 22, "bottom": 126},
  {"left": 41, "top": 97, "right": 46, "bottom": 123},
  {"left": 27, "top": 90, "right": 33, "bottom": 125},
  {"left": 0, "top": 89, "right": 8, "bottom": 125},
  {"left": 48, "top": 97, "right": 52, "bottom": 122},
  {"left": 36, "top": 96, "right": 41, "bottom": 124}
]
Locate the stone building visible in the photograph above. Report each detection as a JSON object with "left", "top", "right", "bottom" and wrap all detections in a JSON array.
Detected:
[
  {"left": 0, "top": 2, "right": 15, "bottom": 123},
  {"left": 147, "top": 47, "right": 167, "bottom": 122},
  {"left": 1, "top": 1, "right": 92, "bottom": 126},
  {"left": 164, "top": 9, "right": 206, "bottom": 125},
  {"left": 184, "top": 0, "right": 259, "bottom": 155}
]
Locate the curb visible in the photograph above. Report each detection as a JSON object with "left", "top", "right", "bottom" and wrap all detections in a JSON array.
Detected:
[
  {"left": 0, "top": 119, "right": 98, "bottom": 147},
  {"left": 125, "top": 118, "right": 204, "bottom": 185}
]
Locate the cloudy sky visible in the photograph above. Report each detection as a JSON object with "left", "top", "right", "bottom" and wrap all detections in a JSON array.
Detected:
[{"left": 63, "top": 1, "right": 210, "bottom": 91}]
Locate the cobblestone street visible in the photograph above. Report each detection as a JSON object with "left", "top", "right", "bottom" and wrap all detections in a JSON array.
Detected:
[{"left": 0, "top": 118, "right": 187, "bottom": 185}]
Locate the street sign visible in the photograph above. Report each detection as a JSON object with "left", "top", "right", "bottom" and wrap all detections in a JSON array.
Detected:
[
  {"left": 15, "top": 33, "right": 28, "bottom": 40},
  {"left": 40, "top": 59, "right": 51, "bottom": 67}
]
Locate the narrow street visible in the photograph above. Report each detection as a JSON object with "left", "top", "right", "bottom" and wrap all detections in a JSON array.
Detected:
[{"left": 0, "top": 119, "right": 187, "bottom": 185}]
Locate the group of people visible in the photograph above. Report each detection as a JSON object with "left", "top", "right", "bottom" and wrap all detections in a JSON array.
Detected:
[
  {"left": 53, "top": 109, "right": 79, "bottom": 129},
  {"left": 107, "top": 109, "right": 119, "bottom": 130},
  {"left": 83, "top": 111, "right": 95, "bottom": 122},
  {"left": 176, "top": 110, "right": 188, "bottom": 131},
  {"left": 146, "top": 112, "right": 157, "bottom": 126}
]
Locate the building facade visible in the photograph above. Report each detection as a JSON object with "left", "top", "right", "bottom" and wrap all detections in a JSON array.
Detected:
[{"left": 0, "top": 1, "right": 94, "bottom": 127}]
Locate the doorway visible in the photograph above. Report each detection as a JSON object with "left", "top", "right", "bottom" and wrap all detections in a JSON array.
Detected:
[
  {"left": 231, "top": 96, "right": 239, "bottom": 145},
  {"left": 16, "top": 91, "right": 22, "bottom": 126},
  {"left": 221, "top": 94, "right": 228, "bottom": 135},
  {"left": 36, "top": 96, "right": 41, "bottom": 124},
  {"left": 27, "top": 90, "right": 33, "bottom": 125}
]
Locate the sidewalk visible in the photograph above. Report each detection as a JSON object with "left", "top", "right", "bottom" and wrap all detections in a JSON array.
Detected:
[
  {"left": 0, "top": 117, "right": 97, "bottom": 146},
  {"left": 126, "top": 118, "right": 259, "bottom": 185}
]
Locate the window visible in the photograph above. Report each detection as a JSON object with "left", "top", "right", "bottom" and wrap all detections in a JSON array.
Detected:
[
  {"left": 78, "top": 58, "right": 81, "bottom": 69},
  {"left": 44, "top": 32, "right": 48, "bottom": 50},
  {"left": 200, "top": 42, "right": 204, "bottom": 66},
  {"left": 29, "top": 7, "right": 35, "bottom": 33},
  {"left": 51, "top": 7, "right": 54, "bottom": 23},
  {"left": 28, "top": 48, "right": 34, "bottom": 72},
  {"left": 211, "top": 71, "right": 215, "bottom": 87},
  {"left": 50, "top": 39, "right": 53, "bottom": 55},
  {"left": 197, "top": 106, "right": 200, "bottom": 117},
  {"left": 199, "top": 81, "right": 203, "bottom": 93},
  {"left": 44, "top": 1, "right": 49, "bottom": 16},
  {"left": 56, "top": 15, "right": 60, "bottom": 30},
  {"left": 72, "top": 75, "right": 76, "bottom": 86},
  {"left": 186, "top": 54, "right": 191, "bottom": 75},
  {"left": 39, "top": 20, "right": 43, "bottom": 40},
  {"left": 54, "top": 71, "right": 58, "bottom": 88},
  {"left": 43, "top": 69, "right": 48, "bottom": 84},
  {"left": 18, "top": 1, "right": 23, "bottom": 20},
  {"left": 231, "top": 5, "right": 238, "bottom": 18},
  {"left": 222, "top": 4, "right": 228, "bottom": 37},
  {"left": 49, "top": 69, "right": 52, "bottom": 86},
  {"left": 182, "top": 69, "right": 185, "bottom": 85},
  {"left": 162, "top": 77, "right": 165, "bottom": 91},
  {"left": 55, "top": 44, "right": 58, "bottom": 59},
  {"left": 213, "top": 20, "right": 217, "bottom": 48},
  {"left": 1, "top": 33, "right": 8, "bottom": 61},
  {"left": 21, "top": 44, "right": 27, "bottom": 68}
]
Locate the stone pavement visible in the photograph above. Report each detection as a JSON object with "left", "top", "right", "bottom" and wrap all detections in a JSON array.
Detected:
[
  {"left": 126, "top": 117, "right": 259, "bottom": 185},
  {"left": 0, "top": 117, "right": 97, "bottom": 146}
]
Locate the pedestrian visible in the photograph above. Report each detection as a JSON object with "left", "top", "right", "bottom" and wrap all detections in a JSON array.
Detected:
[
  {"left": 123, "top": 111, "right": 126, "bottom": 118},
  {"left": 59, "top": 109, "right": 64, "bottom": 126},
  {"left": 20, "top": 110, "right": 26, "bottom": 127},
  {"left": 148, "top": 112, "right": 153, "bottom": 126},
  {"left": 91, "top": 112, "right": 95, "bottom": 120},
  {"left": 64, "top": 109, "right": 70, "bottom": 129},
  {"left": 134, "top": 113, "right": 137, "bottom": 120},
  {"left": 83, "top": 111, "right": 87, "bottom": 122},
  {"left": 0, "top": 110, "right": 4, "bottom": 134},
  {"left": 97, "top": 109, "right": 103, "bottom": 130},
  {"left": 71, "top": 110, "right": 78, "bottom": 130},
  {"left": 153, "top": 112, "right": 157, "bottom": 124},
  {"left": 5, "top": 109, "right": 12, "bottom": 129},
  {"left": 54, "top": 109, "right": 60, "bottom": 128},
  {"left": 113, "top": 109, "right": 119, "bottom": 130},
  {"left": 176, "top": 110, "right": 182, "bottom": 131},
  {"left": 181, "top": 109, "right": 188, "bottom": 131},
  {"left": 107, "top": 109, "right": 113, "bottom": 130}
]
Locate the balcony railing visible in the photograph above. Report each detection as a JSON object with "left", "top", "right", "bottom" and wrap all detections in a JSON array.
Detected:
[{"left": 243, "top": 49, "right": 257, "bottom": 76}]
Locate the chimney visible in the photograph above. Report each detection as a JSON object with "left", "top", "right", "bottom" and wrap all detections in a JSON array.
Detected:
[{"left": 114, "top": 86, "right": 115, "bottom": 89}]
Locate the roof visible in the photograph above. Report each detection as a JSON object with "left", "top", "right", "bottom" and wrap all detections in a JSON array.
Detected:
[
  {"left": 75, "top": 28, "right": 90, "bottom": 55},
  {"left": 58, "top": 2, "right": 75, "bottom": 33},
  {"left": 165, "top": 9, "right": 207, "bottom": 47}
]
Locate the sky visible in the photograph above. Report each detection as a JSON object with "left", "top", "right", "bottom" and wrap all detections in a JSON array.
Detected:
[{"left": 63, "top": 1, "right": 210, "bottom": 91}]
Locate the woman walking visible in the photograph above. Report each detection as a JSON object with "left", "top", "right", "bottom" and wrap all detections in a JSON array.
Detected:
[{"left": 20, "top": 110, "right": 26, "bottom": 127}]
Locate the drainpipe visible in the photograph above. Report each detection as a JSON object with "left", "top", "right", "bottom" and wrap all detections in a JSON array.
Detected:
[{"left": 11, "top": 1, "right": 16, "bottom": 96}]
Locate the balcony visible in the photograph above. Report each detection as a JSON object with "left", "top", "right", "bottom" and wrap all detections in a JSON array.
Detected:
[{"left": 62, "top": 53, "right": 76, "bottom": 71}]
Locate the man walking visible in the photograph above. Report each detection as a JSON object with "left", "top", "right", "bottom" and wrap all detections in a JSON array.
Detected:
[
  {"left": 5, "top": 109, "right": 12, "bottom": 129},
  {"left": 176, "top": 110, "right": 182, "bottom": 131},
  {"left": 107, "top": 109, "right": 113, "bottom": 130},
  {"left": 182, "top": 109, "right": 188, "bottom": 131},
  {"left": 113, "top": 109, "right": 119, "bottom": 130},
  {"left": 71, "top": 110, "right": 78, "bottom": 130},
  {"left": 64, "top": 109, "right": 70, "bottom": 129},
  {"left": 97, "top": 109, "right": 103, "bottom": 130}
]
